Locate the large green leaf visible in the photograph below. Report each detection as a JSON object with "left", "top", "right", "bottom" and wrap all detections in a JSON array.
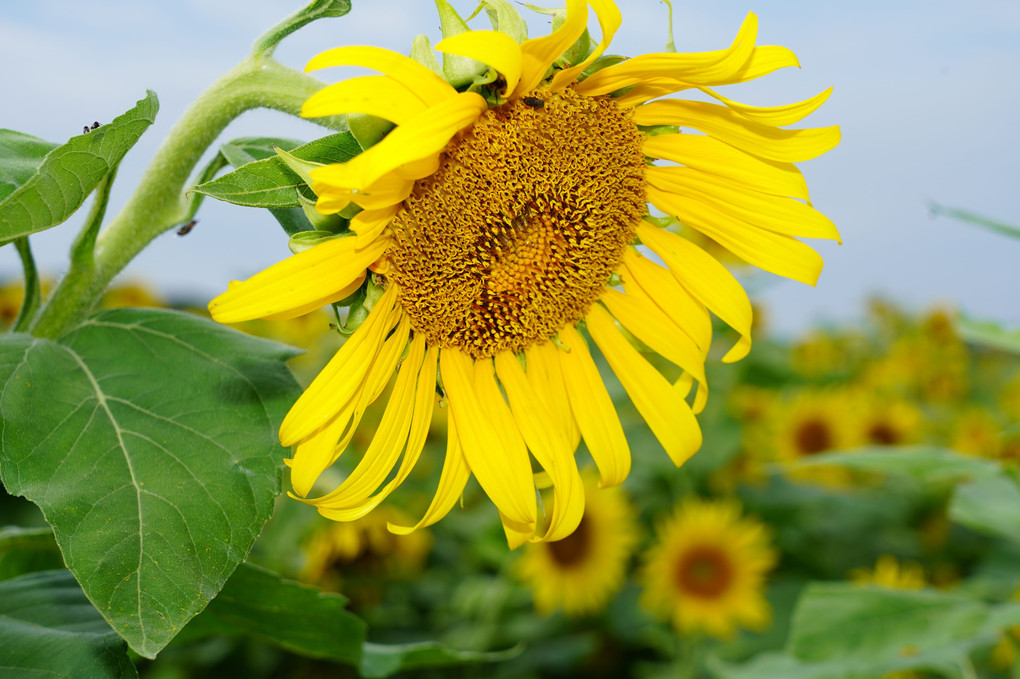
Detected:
[
  {"left": 0, "top": 570, "right": 138, "bottom": 679},
  {"left": 950, "top": 474, "right": 1020, "bottom": 542},
  {"left": 0, "top": 130, "right": 58, "bottom": 201},
  {"left": 177, "top": 562, "right": 365, "bottom": 663},
  {"left": 0, "top": 308, "right": 300, "bottom": 658},
  {"left": 194, "top": 132, "right": 360, "bottom": 208},
  {"left": 957, "top": 317, "right": 1020, "bottom": 355},
  {"left": 0, "top": 526, "right": 63, "bottom": 582},
  {"left": 0, "top": 91, "right": 158, "bottom": 243},
  {"left": 360, "top": 641, "right": 524, "bottom": 678},
  {"left": 791, "top": 446, "right": 1001, "bottom": 485}
]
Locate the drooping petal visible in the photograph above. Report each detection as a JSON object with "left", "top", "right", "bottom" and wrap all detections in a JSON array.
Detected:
[
  {"left": 495, "top": 351, "right": 584, "bottom": 542},
  {"left": 310, "top": 334, "right": 426, "bottom": 512},
  {"left": 515, "top": 0, "right": 589, "bottom": 96},
  {"left": 351, "top": 206, "right": 399, "bottom": 246},
  {"left": 309, "top": 92, "right": 488, "bottom": 191},
  {"left": 636, "top": 221, "right": 752, "bottom": 363},
  {"left": 619, "top": 248, "right": 712, "bottom": 356},
  {"left": 208, "top": 235, "right": 388, "bottom": 323},
  {"left": 436, "top": 29, "right": 523, "bottom": 95},
  {"left": 388, "top": 414, "right": 471, "bottom": 535},
  {"left": 697, "top": 86, "right": 833, "bottom": 127},
  {"left": 556, "top": 324, "right": 631, "bottom": 487},
  {"left": 645, "top": 167, "right": 840, "bottom": 241},
  {"left": 305, "top": 45, "right": 457, "bottom": 105},
  {"left": 301, "top": 75, "right": 430, "bottom": 123},
  {"left": 525, "top": 341, "right": 581, "bottom": 451},
  {"left": 648, "top": 186, "right": 824, "bottom": 285},
  {"left": 575, "top": 12, "right": 758, "bottom": 96},
  {"left": 600, "top": 287, "right": 708, "bottom": 413},
  {"left": 440, "top": 349, "right": 537, "bottom": 528},
  {"left": 586, "top": 304, "right": 702, "bottom": 467},
  {"left": 549, "top": 0, "right": 622, "bottom": 91},
  {"left": 633, "top": 99, "right": 840, "bottom": 163},
  {"left": 279, "top": 286, "right": 399, "bottom": 446},
  {"left": 261, "top": 271, "right": 366, "bottom": 321},
  {"left": 643, "top": 134, "right": 810, "bottom": 202}
]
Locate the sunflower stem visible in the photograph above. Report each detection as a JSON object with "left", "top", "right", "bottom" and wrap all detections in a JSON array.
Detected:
[{"left": 30, "top": 56, "right": 330, "bottom": 339}]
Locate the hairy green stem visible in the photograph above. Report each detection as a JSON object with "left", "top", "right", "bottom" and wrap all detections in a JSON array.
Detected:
[{"left": 30, "top": 57, "right": 332, "bottom": 339}]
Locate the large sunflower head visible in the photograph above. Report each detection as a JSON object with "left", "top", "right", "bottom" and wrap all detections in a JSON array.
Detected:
[
  {"left": 514, "top": 472, "right": 640, "bottom": 617},
  {"left": 208, "top": 0, "right": 839, "bottom": 547},
  {"left": 640, "top": 497, "right": 776, "bottom": 639}
]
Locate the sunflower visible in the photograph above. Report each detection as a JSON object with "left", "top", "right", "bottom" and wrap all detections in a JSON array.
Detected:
[
  {"left": 855, "top": 393, "right": 924, "bottom": 447},
  {"left": 208, "top": 0, "right": 839, "bottom": 546},
  {"left": 850, "top": 554, "right": 926, "bottom": 591},
  {"left": 770, "top": 389, "right": 861, "bottom": 487},
  {"left": 514, "top": 473, "right": 639, "bottom": 617},
  {"left": 640, "top": 497, "right": 775, "bottom": 639}
]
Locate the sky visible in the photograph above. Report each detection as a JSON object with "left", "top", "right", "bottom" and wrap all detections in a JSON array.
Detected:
[{"left": 1, "top": 0, "right": 1019, "bottom": 336}]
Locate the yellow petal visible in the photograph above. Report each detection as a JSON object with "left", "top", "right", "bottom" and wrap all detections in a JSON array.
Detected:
[
  {"left": 633, "top": 99, "right": 840, "bottom": 163},
  {"left": 305, "top": 45, "right": 456, "bottom": 105},
  {"left": 309, "top": 334, "right": 426, "bottom": 511},
  {"left": 698, "top": 86, "right": 833, "bottom": 127},
  {"left": 279, "top": 286, "right": 399, "bottom": 446},
  {"left": 515, "top": 0, "right": 588, "bottom": 96},
  {"left": 643, "top": 134, "right": 810, "bottom": 202},
  {"left": 619, "top": 247, "right": 712, "bottom": 356},
  {"left": 586, "top": 304, "right": 702, "bottom": 467},
  {"left": 436, "top": 30, "right": 523, "bottom": 95},
  {"left": 301, "top": 75, "right": 429, "bottom": 123},
  {"left": 648, "top": 186, "right": 824, "bottom": 286},
  {"left": 525, "top": 341, "right": 581, "bottom": 451},
  {"left": 600, "top": 287, "right": 708, "bottom": 413},
  {"left": 556, "top": 324, "right": 631, "bottom": 487},
  {"left": 645, "top": 167, "right": 840, "bottom": 241},
  {"left": 494, "top": 351, "right": 584, "bottom": 542},
  {"left": 289, "top": 409, "right": 351, "bottom": 498},
  {"left": 208, "top": 235, "right": 388, "bottom": 324},
  {"left": 549, "top": 0, "right": 622, "bottom": 91},
  {"left": 309, "top": 92, "right": 487, "bottom": 191},
  {"left": 636, "top": 221, "right": 752, "bottom": 362},
  {"left": 575, "top": 12, "right": 758, "bottom": 96},
  {"left": 388, "top": 413, "right": 471, "bottom": 535},
  {"left": 351, "top": 206, "right": 399, "bottom": 247},
  {"left": 440, "top": 349, "right": 536, "bottom": 527},
  {"left": 261, "top": 271, "right": 365, "bottom": 321}
]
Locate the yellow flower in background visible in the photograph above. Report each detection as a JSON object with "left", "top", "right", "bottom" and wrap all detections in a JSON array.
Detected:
[
  {"left": 850, "top": 555, "right": 926, "bottom": 591},
  {"left": 1002, "top": 371, "right": 1020, "bottom": 422},
  {"left": 208, "top": 0, "right": 839, "bottom": 546},
  {"left": 640, "top": 498, "right": 776, "bottom": 639},
  {"left": 770, "top": 389, "right": 861, "bottom": 487},
  {"left": 950, "top": 407, "right": 1004, "bottom": 459},
  {"left": 300, "top": 504, "right": 431, "bottom": 594},
  {"left": 99, "top": 280, "right": 167, "bottom": 309},
  {"left": 514, "top": 474, "right": 639, "bottom": 617},
  {"left": 856, "top": 394, "right": 924, "bottom": 447}
]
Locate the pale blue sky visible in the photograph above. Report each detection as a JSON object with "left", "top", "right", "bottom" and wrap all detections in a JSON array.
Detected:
[{"left": 2, "top": 0, "right": 1018, "bottom": 335}]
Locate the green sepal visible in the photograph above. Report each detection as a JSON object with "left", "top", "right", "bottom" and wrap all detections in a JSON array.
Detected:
[
  {"left": 638, "top": 124, "right": 680, "bottom": 137},
  {"left": 661, "top": 0, "right": 677, "bottom": 52},
  {"left": 521, "top": 4, "right": 592, "bottom": 68},
  {"left": 288, "top": 229, "right": 348, "bottom": 254},
  {"left": 349, "top": 113, "right": 396, "bottom": 150},
  {"left": 581, "top": 53, "right": 627, "bottom": 80},
  {"left": 297, "top": 191, "right": 349, "bottom": 233},
  {"left": 468, "top": 0, "right": 528, "bottom": 43},
  {"left": 435, "top": 0, "right": 489, "bottom": 88},
  {"left": 333, "top": 274, "right": 386, "bottom": 335},
  {"left": 410, "top": 35, "right": 443, "bottom": 76},
  {"left": 275, "top": 146, "right": 323, "bottom": 187}
]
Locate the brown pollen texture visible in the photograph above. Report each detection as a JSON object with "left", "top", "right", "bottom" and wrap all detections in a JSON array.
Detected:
[{"left": 386, "top": 86, "right": 647, "bottom": 358}]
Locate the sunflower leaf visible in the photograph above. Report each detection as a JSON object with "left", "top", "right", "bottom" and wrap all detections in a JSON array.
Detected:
[
  {"left": 949, "top": 473, "right": 1020, "bottom": 543},
  {"left": 0, "top": 308, "right": 300, "bottom": 658},
  {"left": 0, "top": 129, "right": 59, "bottom": 201},
  {"left": 0, "top": 91, "right": 158, "bottom": 245},
  {"left": 0, "top": 526, "right": 63, "bottom": 582},
  {"left": 175, "top": 562, "right": 365, "bottom": 663},
  {"left": 0, "top": 570, "right": 138, "bottom": 679},
  {"left": 789, "top": 446, "right": 1002, "bottom": 485},
  {"left": 956, "top": 317, "right": 1020, "bottom": 355},
  {"left": 359, "top": 640, "right": 524, "bottom": 678},
  {"left": 194, "top": 132, "right": 360, "bottom": 209}
]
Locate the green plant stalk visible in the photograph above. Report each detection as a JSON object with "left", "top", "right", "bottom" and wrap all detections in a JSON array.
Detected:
[{"left": 30, "top": 56, "right": 333, "bottom": 339}]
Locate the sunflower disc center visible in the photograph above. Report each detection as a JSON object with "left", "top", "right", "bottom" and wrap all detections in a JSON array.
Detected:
[
  {"left": 675, "top": 545, "right": 735, "bottom": 598},
  {"left": 386, "top": 87, "right": 647, "bottom": 358}
]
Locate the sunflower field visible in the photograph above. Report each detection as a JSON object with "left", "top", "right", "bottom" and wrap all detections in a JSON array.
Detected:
[{"left": 1, "top": 1, "right": 1018, "bottom": 678}]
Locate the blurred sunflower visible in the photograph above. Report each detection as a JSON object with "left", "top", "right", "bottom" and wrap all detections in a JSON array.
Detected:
[
  {"left": 209, "top": 0, "right": 839, "bottom": 545},
  {"left": 514, "top": 474, "right": 639, "bottom": 617},
  {"left": 99, "top": 280, "right": 166, "bottom": 309},
  {"left": 771, "top": 390, "right": 860, "bottom": 487},
  {"left": 640, "top": 498, "right": 776, "bottom": 639},
  {"left": 850, "top": 554, "right": 925, "bottom": 591},
  {"left": 856, "top": 394, "right": 923, "bottom": 447}
]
